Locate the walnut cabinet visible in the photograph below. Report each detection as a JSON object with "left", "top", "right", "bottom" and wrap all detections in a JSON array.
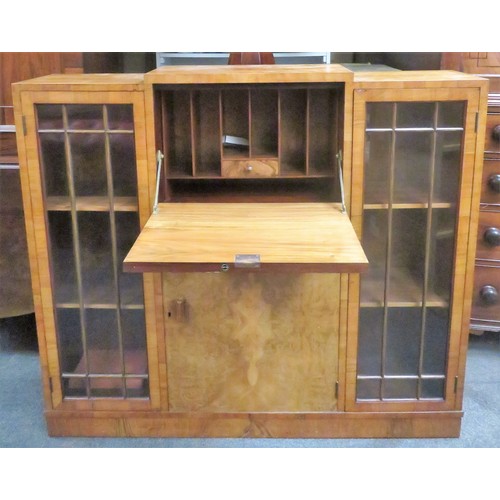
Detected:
[{"left": 12, "top": 66, "right": 487, "bottom": 438}]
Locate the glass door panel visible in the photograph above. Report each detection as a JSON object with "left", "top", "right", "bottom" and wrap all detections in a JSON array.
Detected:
[
  {"left": 356, "top": 100, "right": 465, "bottom": 403},
  {"left": 37, "top": 102, "right": 149, "bottom": 400}
]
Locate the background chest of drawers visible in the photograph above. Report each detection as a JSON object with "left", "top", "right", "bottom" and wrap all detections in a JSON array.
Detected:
[
  {"left": 473, "top": 92, "right": 500, "bottom": 331},
  {"left": 442, "top": 53, "right": 500, "bottom": 332}
]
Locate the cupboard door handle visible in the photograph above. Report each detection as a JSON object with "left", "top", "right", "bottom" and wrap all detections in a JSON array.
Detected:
[
  {"left": 484, "top": 227, "right": 500, "bottom": 246},
  {"left": 479, "top": 285, "right": 499, "bottom": 305},
  {"left": 487, "top": 174, "right": 500, "bottom": 193},
  {"left": 492, "top": 125, "right": 500, "bottom": 142}
]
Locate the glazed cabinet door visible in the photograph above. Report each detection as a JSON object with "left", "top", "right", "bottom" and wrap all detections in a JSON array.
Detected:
[
  {"left": 347, "top": 87, "right": 481, "bottom": 411},
  {"left": 17, "top": 91, "right": 159, "bottom": 410}
]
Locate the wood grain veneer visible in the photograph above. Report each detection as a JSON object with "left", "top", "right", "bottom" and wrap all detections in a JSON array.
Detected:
[
  {"left": 163, "top": 272, "right": 340, "bottom": 412},
  {"left": 123, "top": 202, "right": 368, "bottom": 273}
]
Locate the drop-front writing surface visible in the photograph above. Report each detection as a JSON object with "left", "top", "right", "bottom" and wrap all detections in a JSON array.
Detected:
[
  {"left": 163, "top": 272, "right": 339, "bottom": 412},
  {"left": 124, "top": 202, "right": 368, "bottom": 273}
]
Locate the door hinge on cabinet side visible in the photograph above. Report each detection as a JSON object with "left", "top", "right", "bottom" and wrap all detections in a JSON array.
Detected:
[
  {"left": 335, "top": 380, "right": 339, "bottom": 399},
  {"left": 454, "top": 375, "right": 459, "bottom": 394},
  {"left": 22, "top": 116, "right": 27, "bottom": 136},
  {"left": 475, "top": 112, "right": 479, "bottom": 133}
]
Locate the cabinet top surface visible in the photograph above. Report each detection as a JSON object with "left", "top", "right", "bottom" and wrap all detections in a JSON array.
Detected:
[
  {"left": 145, "top": 64, "right": 354, "bottom": 84},
  {"left": 11, "top": 68, "right": 488, "bottom": 91},
  {"left": 124, "top": 203, "right": 368, "bottom": 273},
  {"left": 12, "top": 73, "right": 145, "bottom": 91},
  {"left": 353, "top": 70, "right": 489, "bottom": 87}
]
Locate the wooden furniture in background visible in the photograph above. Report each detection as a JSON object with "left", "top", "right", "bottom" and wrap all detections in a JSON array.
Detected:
[
  {"left": 12, "top": 66, "right": 487, "bottom": 438},
  {"left": 228, "top": 53, "right": 275, "bottom": 64},
  {"left": 0, "top": 52, "right": 82, "bottom": 318},
  {"left": 442, "top": 53, "right": 500, "bottom": 333}
]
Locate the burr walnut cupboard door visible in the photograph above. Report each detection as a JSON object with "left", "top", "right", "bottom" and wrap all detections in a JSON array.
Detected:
[
  {"left": 347, "top": 87, "right": 481, "bottom": 412},
  {"left": 162, "top": 272, "right": 340, "bottom": 412},
  {"left": 16, "top": 89, "right": 159, "bottom": 411}
]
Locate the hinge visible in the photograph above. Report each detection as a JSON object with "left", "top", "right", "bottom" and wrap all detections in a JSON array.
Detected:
[
  {"left": 48, "top": 376, "right": 53, "bottom": 393},
  {"left": 22, "top": 115, "right": 27, "bottom": 136},
  {"left": 475, "top": 112, "right": 479, "bottom": 133},
  {"left": 335, "top": 380, "right": 339, "bottom": 399},
  {"left": 454, "top": 375, "right": 459, "bottom": 394}
]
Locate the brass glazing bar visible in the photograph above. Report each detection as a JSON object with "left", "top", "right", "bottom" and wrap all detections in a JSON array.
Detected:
[
  {"left": 65, "top": 397, "right": 149, "bottom": 401},
  {"left": 418, "top": 103, "right": 439, "bottom": 400},
  {"left": 62, "top": 373, "right": 148, "bottom": 379},
  {"left": 38, "top": 129, "right": 134, "bottom": 134},
  {"left": 380, "top": 102, "right": 397, "bottom": 401},
  {"left": 366, "top": 127, "right": 463, "bottom": 133},
  {"left": 103, "top": 104, "right": 127, "bottom": 399},
  {"left": 358, "top": 374, "right": 446, "bottom": 380},
  {"left": 62, "top": 105, "right": 91, "bottom": 398}
]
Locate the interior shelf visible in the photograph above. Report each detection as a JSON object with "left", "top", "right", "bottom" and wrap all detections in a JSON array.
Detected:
[
  {"left": 164, "top": 178, "right": 336, "bottom": 203},
  {"left": 360, "top": 267, "right": 448, "bottom": 308},
  {"left": 363, "top": 182, "right": 458, "bottom": 208},
  {"left": 363, "top": 202, "right": 455, "bottom": 210},
  {"left": 46, "top": 196, "right": 138, "bottom": 212},
  {"left": 55, "top": 286, "right": 145, "bottom": 310}
]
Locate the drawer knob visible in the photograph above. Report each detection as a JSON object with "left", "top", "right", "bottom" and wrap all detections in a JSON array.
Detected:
[
  {"left": 492, "top": 125, "right": 500, "bottom": 142},
  {"left": 484, "top": 227, "right": 500, "bottom": 246},
  {"left": 487, "top": 174, "right": 500, "bottom": 193},
  {"left": 479, "top": 285, "right": 499, "bottom": 305},
  {"left": 246, "top": 164, "right": 253, "bottom": 172}
]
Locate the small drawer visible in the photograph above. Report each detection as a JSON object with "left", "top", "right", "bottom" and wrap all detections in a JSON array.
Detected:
[
  {"left": 476, "top": 212, "right": 500, "bottom": 260},
  {"left": 485, "top": 113, "right": 500, "bottom": 154},
  {"left": 471, "top": 265, "right": 500, "bottom": 322},
  {"left": 481, "top": 158, "right": 500, "bottom": 206},
  {"left": 221, "top": 158, "right": 279, "bottom": 178}
]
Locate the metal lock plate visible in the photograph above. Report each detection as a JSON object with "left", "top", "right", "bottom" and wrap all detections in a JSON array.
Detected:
[{"left": 234, "top": 254, "right": 261, "bottom": 269}]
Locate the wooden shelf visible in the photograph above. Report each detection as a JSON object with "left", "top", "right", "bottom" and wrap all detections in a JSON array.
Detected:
[
  {"left": 46, "top": 196, "right": 138, "bottom": 212},
  {"left": 364, "top": 202, "right": 454, "bottom": 210},
  {"left": 54, "top": 280, "right": 145, "bottom": 310},
  {"left": 363, "top": 181, "right": 456, "bottom": 208},
  {"left": 124, "top": 202, "right": 368, "bottom": 273},
  {"left": 165, "top": 172, "right": 334, "bottom": 180},
  {"left": 360, "top": 267, "right": 448, "bottom": 308}
]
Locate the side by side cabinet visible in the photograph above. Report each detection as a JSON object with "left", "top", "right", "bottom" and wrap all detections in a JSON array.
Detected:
[{"left": 13, "top": 67, "right": 487, "bottom": 438}]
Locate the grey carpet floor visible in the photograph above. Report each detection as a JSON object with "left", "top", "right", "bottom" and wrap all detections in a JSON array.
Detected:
[{"left": 1, "top": 314, "right": 498, "bottom": 448}]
